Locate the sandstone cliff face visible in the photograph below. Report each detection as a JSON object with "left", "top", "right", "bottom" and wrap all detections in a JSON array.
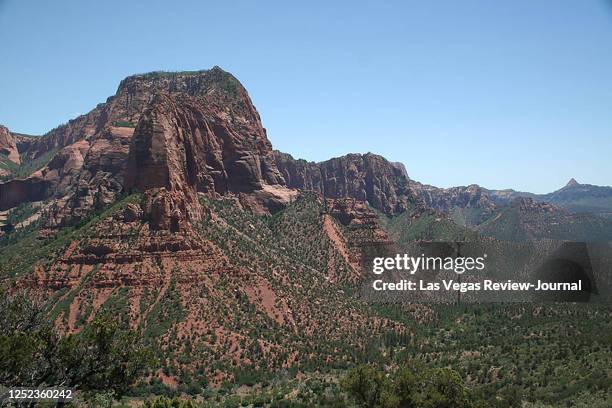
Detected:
[
  {"left": 125, "top": 91, "right": 281, "bottom": 195},
  {"left": 0, "top": 125, "right": 20, "bottom": 164},
  {"left": 274, "top": 151, "right": 418, "bottom": 215},
  {"left": 122, "top": 83, "right": 288, "bottom": 228},
  {"left": 0, "top": 178, "right": 51, "bottom": 210},
  {"left": 117, "top": 68, "right": 283, "bottom": 191}
]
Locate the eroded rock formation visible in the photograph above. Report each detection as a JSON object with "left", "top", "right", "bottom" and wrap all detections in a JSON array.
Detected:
[
  {"left": 0, "top": 125, "right": 20, "bottom": 164},
  {"left": 274, "top": 151, "right": 419, "bottom": 214}
]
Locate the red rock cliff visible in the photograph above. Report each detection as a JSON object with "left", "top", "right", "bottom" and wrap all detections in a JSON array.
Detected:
[
  {"left": 273, "top": 151, "right": 419, "bottom": 214},
  {"left": 0, "top": 125, "right": 20, "bottom": 164}
]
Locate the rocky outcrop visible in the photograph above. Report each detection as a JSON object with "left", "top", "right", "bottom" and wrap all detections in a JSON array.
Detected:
[
  {"left": 122, "top": 86, "right": 288, "bottom": 228},
  {"left": 274, "top": 151, "right": 418, "bottom": 215},
  {"left": 0, "top": 125, "right": 20, "bottom": 164},
  {"left": 0, "top": 177, "right": 52, "bottom": 210},
  {"left": 409, "top": 182, "right": 497, "bottom": 213},
  {"left": 326, "top": 198, "right": 395, "bottom": 268},
  {"left": 2, "top": 67, "right": 421, "bottom": 226},
  {"left": 125, "top": 91, "right": 281, "bottom": 196},
  {"left": 510, "top": 197, "right": 557, "bottom": 214}
]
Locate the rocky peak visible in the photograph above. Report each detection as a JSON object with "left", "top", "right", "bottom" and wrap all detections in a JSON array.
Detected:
[
  {"left": 390, "top": 161, "right": 408, "bottom": 179},
  {"left": 24, "top": 67, "right": 260, "bottom": 160},
  {"left": 111, "top": 67, "right": 254, "bottom": 124},
  {"left": 565, "top": 178, "right": 579, "bottom": 188}
]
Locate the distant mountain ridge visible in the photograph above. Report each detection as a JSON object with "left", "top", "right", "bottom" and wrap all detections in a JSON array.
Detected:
[
  {"left": 407, "top": 178, "right": 612, "bottom": 241},
  {"left": 480, "top": 179, "right": 612, "bottom": 216}
]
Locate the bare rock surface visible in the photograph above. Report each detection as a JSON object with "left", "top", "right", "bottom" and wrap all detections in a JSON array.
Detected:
[
  {"left": 274, "top": 151, "right": 420, "bottom": 215},
  {"left": 0, "top": 125, "right": 20, "bottom": 164}
]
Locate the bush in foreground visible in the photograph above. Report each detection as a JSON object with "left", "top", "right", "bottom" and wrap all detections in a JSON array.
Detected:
[{"left": 341, "top": 364, "right": 486, "bottom": 408}]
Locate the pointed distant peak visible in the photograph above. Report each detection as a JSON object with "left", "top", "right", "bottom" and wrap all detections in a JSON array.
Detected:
[{"left": 565, "top": 178, "right": 579, "bottom": 188}]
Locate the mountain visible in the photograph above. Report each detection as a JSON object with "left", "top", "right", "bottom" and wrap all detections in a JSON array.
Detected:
[
  {"left": 476, "top": 197, "right": 612, "bottom": 241},
  {"left": 482, "top": 179, "right": 612, "bottom": 218},
  {"left": 407, "top": 178, "right": 612, "bottom": 241},
  {"left": 0, "top": 68, "right": 417, "bottom": 386},
  {"left": 408, "top": 181, "right": 498, "bottom": 227},
  {"left": 3, "top": 191, "right": 403, "bottom": 386},
  {"left": 0, "top": 67, "right": 291, "bottom": 227},
  {"left": 1, "top": 67, "right": 611, "bottom": 391},
  {"left": 539, "top": 179, "right": 612, "bottom": 218}
]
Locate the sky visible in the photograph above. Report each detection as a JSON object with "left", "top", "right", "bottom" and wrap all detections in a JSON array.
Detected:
[{"left": 1, "top": 0, "right": 611, "bottom": 193}]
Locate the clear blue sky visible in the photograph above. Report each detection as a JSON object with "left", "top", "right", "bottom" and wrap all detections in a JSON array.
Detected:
[{"left": 1, "top": 0, "right": 611, "bottom": 193}]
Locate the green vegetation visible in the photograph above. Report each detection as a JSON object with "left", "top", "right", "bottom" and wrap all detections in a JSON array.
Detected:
[
  {"left": 220, "top": 74, "right": 241, "bottom": 95},
  {"left": 0, "top": 148, "right": 58, "bottom": 181},
  {"left": 0, "top": 154, "right": 19, "bottom": 174},
  {"left": 0, "top": 193, "right": 141, "bottom": 278},
  {"left": 5, "top": 201, "right": 39, "bottom": 226},
  {"left": 342, "top": 364, "right": 482, "bottom": 408},
  {"left": 135, "top": 70, "right": 211, "bottom": 80},
  {"left": 557, "top": 195, "right": 612, "bottom": 216},
  {"left": 450, "top": 206, "right": 494, "bottom": 228},
  {"left": 112, "top": 120, "right": 136, "bottom": 128},
  {"left": 126, "top": 302, "right": 612, "bottom": 407},
  {"left": 378, "top": 209, "right": 478, "bottom": 245},
  {"left": 134, "top": 364, "right": 483, "bottom": 408},
  {"left": 132, "top": 67, "right": 241, "bottom": 97},
  {"left": 1, "top": 193, "right": 610, "bottom": 406},
  {"left": 476, "top": 206, "right": 612, "bottom": 241},
  {"left": 476, "top": 207, "right": 525, "bottom": 241},
  {"left": 0, "top": 286, "right": 154, "bottom": 404},
  {"left": 144, "top": 396, "right": 200, "bottom": 408},
  {"left": 381, "top": 302, "right": 612, "bottom": 407}
]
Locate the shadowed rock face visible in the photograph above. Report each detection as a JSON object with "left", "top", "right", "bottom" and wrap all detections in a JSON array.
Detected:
[
  {"left": 125, "top": 92, "right": 282, "bottom": 196},
  {"left": 273, "top": 151, "right": 419, "bottom": 215},
  {"left": 0, "top": 178, "right": 51, "bottom": 209}
]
